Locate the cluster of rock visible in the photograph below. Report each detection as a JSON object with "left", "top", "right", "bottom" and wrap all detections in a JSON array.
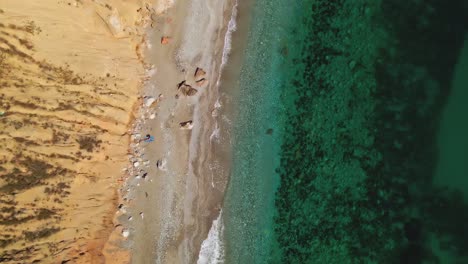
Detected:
[
  {"left": 114, "top": 69, "right": 166, "bottom": 239},
  {"left": 114, "top": 66, "right": 209, "bottom": 239},
  {"left": 177, "top": 80, "right": 198, "bottom": 96},
  {"left": 176, "top": 67, "right": 208, "bottom": 97}
]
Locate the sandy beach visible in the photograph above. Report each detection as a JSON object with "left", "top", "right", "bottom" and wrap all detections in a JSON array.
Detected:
[
  {"left": 109, "top": 0, "right": 238, "bottom": 263},
  {"left": 0, "top": 0, "right": 238, "bottom": 262}
]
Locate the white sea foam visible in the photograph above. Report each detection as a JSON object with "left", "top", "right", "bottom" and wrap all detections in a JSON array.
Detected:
[
  {"left": 216, "top": 0, "right": 238, "bottom": 87},
  {"left": 209, "top": 124, "right": 220, "bottom": 143},
  {"left": 197, "top": 211, "right": 225, "bottom": 264},
  {"left": 196, "top": 2, "right": 238, "bottom": 263}
]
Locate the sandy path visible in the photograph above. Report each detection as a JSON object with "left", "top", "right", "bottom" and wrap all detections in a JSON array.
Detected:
[{"left": 114, "top": 0, "right": 235, "bottom": 263}]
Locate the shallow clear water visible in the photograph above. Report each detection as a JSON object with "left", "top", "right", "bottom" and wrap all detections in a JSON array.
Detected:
[
  {"left": 221, "top": 0, "right": 468, "bottom": 263},
  {"left": 221, "top": 0, "right": 300, "bottom": 262}
]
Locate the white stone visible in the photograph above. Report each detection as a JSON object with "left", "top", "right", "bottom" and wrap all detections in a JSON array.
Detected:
[
  {"left": 133, "top": 161, "right": 140, "bottom": 168},
  {"left": 156, "top": 159, "right": 167, "bottom": 171},
  {"left": 144, "top": 97, "right": 156, "bottom": 107},
  {"left": 122, "top": 229, "right": 130, "bottom": 238}
]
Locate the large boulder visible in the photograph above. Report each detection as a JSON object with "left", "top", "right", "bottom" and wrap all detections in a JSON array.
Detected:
[
  {"left": 179, "top": 120, "right": 193, "bottom": 130},
  {"left": 194, "top": 67, "right": 206, "bottom": 78},
  {"left": 178, "top": 82, "right": 198, "bottom": 96}
]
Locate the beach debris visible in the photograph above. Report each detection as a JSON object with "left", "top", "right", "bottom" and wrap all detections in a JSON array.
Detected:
[
  {"left": 145, "top": 66, "right": 157, "bottom": 79},
  {"left": 122, "top": 229, "right": 130, "bottom": 238},
  {"left": 142, "top": 172, "right": 148, "bottom": 179},
  {"left": 131, "top": 133, "right": 142, "bottom": 141},
  {"left": 143, "top": 134, "right": 155, "bottom": 142},
  {"left": 140, "top": 212, "right": 144, "bottom": 219},
  {"left": 177, "top": 81, "right": 198, "bottom": 96},
  {"left": 181, "top": 85, "right": 198, "bottom": 96},
  {"left": 128, "top": 216, "right": 133, "bottom": 221},
  {"left": 177, "top": 80, "right": 186, "bottom": 88},
  {"left": 133, "top": 161, "right": 140, "bottom": 168},
  {"left": 144, "top": 96, "right": 156, "bottom": 107},
  {"left": 194, "top": 67, "right": 206, "bottom": 78},
  {"left": 149, "top": 113, "right": 156, "bottom": 119},
  {"left": 161, "top": 36, "right": 171, "bottom": 45},
  {"left": 195, "top": 78, "right": 208, "bottom": 87},
  {"left": 179, "top": 120, "right": 193, "bottom": 130},
  {"left": 156, "top": 159, "right": 167, "bottom": 171}
]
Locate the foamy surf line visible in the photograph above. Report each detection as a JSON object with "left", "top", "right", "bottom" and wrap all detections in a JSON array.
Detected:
[
  {"left": 198, "top": 1, "right": 239, "bottom": 263},
  {"left": 197, "top": 211, "right": 225, "bottom": 264},
  {"left": 215, "top": 0, "right": 238, "bottom": 87}
]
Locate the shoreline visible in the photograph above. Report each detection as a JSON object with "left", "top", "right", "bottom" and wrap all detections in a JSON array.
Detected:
[
  {"left": 109, "top": 0, "right": 242, "bottom": 263},
  {"left": 197, "top": 0, "right": 256, "bottom": 262}
]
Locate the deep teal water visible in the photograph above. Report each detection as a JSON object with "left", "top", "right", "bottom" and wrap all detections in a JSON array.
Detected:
[{"left": 222, "top": 0, "right": 468, "bottom": 263}]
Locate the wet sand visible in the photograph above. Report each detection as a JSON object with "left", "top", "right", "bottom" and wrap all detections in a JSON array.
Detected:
[{"left": 108, "top": 0, "right": 238, "bottom": 263}]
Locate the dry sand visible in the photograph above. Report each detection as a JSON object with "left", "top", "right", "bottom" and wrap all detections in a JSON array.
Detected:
[
  {"left": 0, "top": 0, "right": 237, "bottom": 262},
  {"left": 0, "top": 0, "right": 153, "bottom": 263},
  {"left": 112, "top": 0, "right": 237, "bottom": 263}
]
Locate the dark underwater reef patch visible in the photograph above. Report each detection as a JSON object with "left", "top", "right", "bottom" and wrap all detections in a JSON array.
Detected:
[{"left": 274, "top": 0, "right": 468, "bottom": 263}]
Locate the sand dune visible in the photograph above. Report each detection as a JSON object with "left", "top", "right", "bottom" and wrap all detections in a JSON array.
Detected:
[{"left": 0, "top": 0, "right": 152, "bottom": 262}]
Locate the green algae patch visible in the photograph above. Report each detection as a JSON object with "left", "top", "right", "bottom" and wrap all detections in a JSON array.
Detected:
[{"left": 273, "top": 0, "right": 468, "bottom": 263}]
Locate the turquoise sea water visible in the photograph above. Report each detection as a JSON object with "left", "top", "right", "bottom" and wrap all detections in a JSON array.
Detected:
[
  {"left": 222, "top": 0, "right": 468, "bottom": 263},
  {"left": 222, "top": 0, "right": 300, "bottom": 262}
]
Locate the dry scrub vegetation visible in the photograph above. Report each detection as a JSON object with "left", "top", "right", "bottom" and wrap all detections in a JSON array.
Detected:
[{"left": 0, "top": 0, "right": 151, "bottom": 262}]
